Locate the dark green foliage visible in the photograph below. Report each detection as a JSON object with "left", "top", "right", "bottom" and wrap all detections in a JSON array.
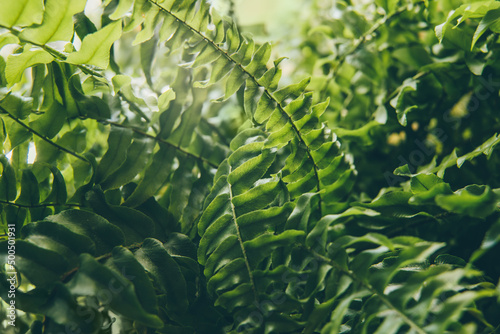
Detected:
[{"left": 0, "top": 0, "right": 500, "bottom": 333}]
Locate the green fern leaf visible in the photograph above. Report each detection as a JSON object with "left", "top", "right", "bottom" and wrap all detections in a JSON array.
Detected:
[
  {"left": 67, "top": 253, "right": 164, "bottom": 327},
  {"left": 0, "top": 0, "right": 43, "bottom": 28},
  {"left": 5, "top": 47, "right": 54, "bottom": 86},
  {"left": 19, "top": 0, "right": 86, "bottom": 45},
  {"left": 66, "top": 20, "right": 122, "bottom": 69}
]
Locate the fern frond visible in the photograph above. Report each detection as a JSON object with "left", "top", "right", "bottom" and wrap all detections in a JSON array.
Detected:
[
  {"left": 2, "top": 1, "right": 499, "bottom": 333},
  {"left": 0, "top": 208, "right": 217, "bottom": 331},
  {"left": 134, "top": 0, "right": 356, "bottom": 214},
  {"left": 197, "top": 129, "right": 309, "bottom": 331},
  {"left": 305, "top": 232, "right": 497, "bottom": 334}
]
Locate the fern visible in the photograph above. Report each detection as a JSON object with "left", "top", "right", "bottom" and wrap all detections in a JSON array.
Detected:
[{"left": 1, "top": 0, "right": 500, "bottom": 333}]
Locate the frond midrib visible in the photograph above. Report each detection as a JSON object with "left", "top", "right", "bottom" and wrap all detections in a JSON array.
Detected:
[
  {"left": 227, "top": 163, "right": 259, "bottom": 303},
  {"left": 148, "top": 0, "right": 324, "bottom": 215},
  {"left": 308, "top": 247, "right": 428, "bottom": 334}
]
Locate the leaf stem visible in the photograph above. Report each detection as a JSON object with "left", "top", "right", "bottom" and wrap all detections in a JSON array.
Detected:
[
  {"left": 330, "top": 1, "right": 425, "bottom": 79},
  {"left": 0, "top": 25, "right": 105, "bottom": 78},
  {"left": 228, "top": 164, "right": 259, "bottom": 303},
  {"left": 80, "top": 116, "right": 219, "bottom": 169},
  {"left": 0, "top": 199, "right": 81, "bottom": 209},
  {"left": 60, "top": 242, "right": 144, "bottom": 282},
  {"left": 307, "top": 247, "right": 428, "bottom": 334},
  {"left": 383, "top": 71, "right": 430, "bottom": 105},
  {"left": 201, "top": 117, "right": 230, "bottom": 146},
  {"left": 117, "top": 91, "right": 156, "bottom": 131},
  {"left": 0, "top": 104, "right": 90, "bottom": 164},
  {"left": 109, "top": 54, "right": 158, "bottom": 131},
  {"left": 148, "top": 0, "right": 324, "bottom": 215}
]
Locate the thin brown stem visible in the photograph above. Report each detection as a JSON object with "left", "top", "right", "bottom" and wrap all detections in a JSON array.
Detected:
[
  {"left": 148, "top": 0, "right": 324, "bottom": 215},
  {"left": 308, "top": 247, "right": 428, "bottom": 334},
  {"left": 81, "top": 116, "right": 219, "bottom": 169},
  {"left": 228, "top": 164, "right": 259, "bottom": 303},
  {"left": 330, "top": 1, "right": 425, "bottom": 79},
  {"left": 0, "top": 104, "right": 90, "bottom": 164},
  {"left": 0, "top": 200, "right": 81, "bottom": 208},
  {"left": 1, "top": 25, "right": 104, "bottom": 78},
  {"left": 60, "top": 243, "right": 143, "bottom": 282}
]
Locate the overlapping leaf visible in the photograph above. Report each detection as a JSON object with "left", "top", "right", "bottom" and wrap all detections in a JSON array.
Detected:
[
  {"left": 132, "top": 0, "right": 355, "bottom": 215},
  {"left": 0, "top": 209, "right": 201, "bottom": 330},
  {"left": 304, "top": 232, "right": 497, "bottom": 333},
  {"left": 197, "top": 129, "right": 311, "bottom": 331},
  {"left": 1, "top": 0, "right": 499, "bottom": 333}
]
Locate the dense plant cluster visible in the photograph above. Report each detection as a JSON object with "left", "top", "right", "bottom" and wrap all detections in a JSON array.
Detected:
[{"left": 0, "top": 0, "right": 499, "bottom": 333}]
